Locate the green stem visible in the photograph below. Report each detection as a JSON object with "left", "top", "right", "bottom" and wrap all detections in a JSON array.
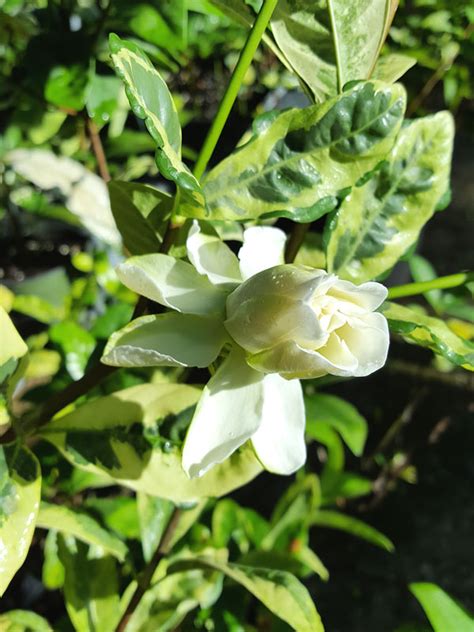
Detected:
[
  {"left": 387, "top": 272, "right": 472, "bottom": 300},
  {"left": 193, "top": 0, "right": 279, "bottom": 180}
]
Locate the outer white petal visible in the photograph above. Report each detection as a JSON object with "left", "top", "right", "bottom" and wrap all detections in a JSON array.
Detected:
[
  {"left": 238, "top": 226, "right": 286, "bottom": 280},
  {"left": 186, "top": 221, "right": 241, "bottom": 286},
  {"left": 329, "top": 279, "right": 388, "bottom": 313},
  {"left": 251, "top": 374, "right": 306, "bottom": 474},
  {"left": 182, "top": 348, "right": 265, "bottom": 478},
  {"left": 337, "top": 311, "right": 390, "bottom": 376},
  {"left": 117, "top": 254, "right": 227, "bottom": 316},
  {"left": 101, "top": 313, "right": 227, "bottom": 368}
]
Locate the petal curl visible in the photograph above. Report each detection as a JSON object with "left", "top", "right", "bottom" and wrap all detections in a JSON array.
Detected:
[
  {"left": 182, "top": 348, "right": 265, "bottom": 478},
  {"left": 238, "top": 226, "right": 286, "bottom": 280},
  {"left": 251, "top": 374, "right": 306, "bottom": 474},
  {"left": 328, "top": 280, "right": 388, "bottom": 314},
  {"left": 337, "top": 312, "right": 389, "bottom": 376},
  {"left": 101, "top": 313, "right": 227, "bottom": 368},
  {"left": 186, "top": 221, "right": 241, "bottom": 286},
  {"left": 117, "top": 254, "right": 227, "bottom": 316}
]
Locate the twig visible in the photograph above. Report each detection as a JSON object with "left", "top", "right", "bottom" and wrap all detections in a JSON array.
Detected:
[
  {"left": 85, "top": 116, "right": 111, "bottom": 182},
  {"left": 115, "top": 508, "right": 183, "bottom": 632},
  {"left": 386, "top": 359, "right": 474, "bottom": 391},
  {"left": 285, "top": 222, "right": 310, "bottom": 263}
]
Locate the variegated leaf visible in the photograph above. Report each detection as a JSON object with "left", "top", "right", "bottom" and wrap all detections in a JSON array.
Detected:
[
  {"left": 326, "top": 111, "right": 454, "bottom": 283},
  {"left": 40, "top": 384, "right": 262, "bottom": 503},
  {"left": 109, "top": 35, "right": 205, "bottom": 214},
  {"left": 0, "top": 443, "right": 41, "bottom": 596},
  {"left": 271, "top": 0, "right": 394, "bottom": 101},
  {"left": 195, "top": 82, "right": 405, "bottom": 222},
  {"left": 382, "top": 302, "right": 474, "bottom": 370},
  {"left": 372, "top": 53, "right": 416, "bottom": 83}
]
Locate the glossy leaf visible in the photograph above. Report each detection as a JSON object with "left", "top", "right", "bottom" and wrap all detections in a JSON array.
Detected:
[
  {"left": 137, "top": 493, "right": 174, "bottom": 562},
  {"left": 109, "top": 34, "right": 205, "bottom": 214},
  {"left": 372, "top": 53, "right": 417, "bottom": 83},
  {"left": 37, "top": 502, "right": 128, "bottom": 562},
  {"left": 168, "top": 557, "right": 324, "bottom": 632},
  {"left": 199, "top": 82, "right": 405, "bottom": 221},
  {"left": 326, "top": 112, "right": 454, "bottom": 283},
  {"left": 108, "top": 181, "right": 172, "bottom": 255},
  {"left": 410, "top": 583, "right": 474, "bottom": 632},
  {"left": 58, "top": 536, "right": 121, "bottom": 632},
  {"left": 0, "top": 443, "right": 41, "bottom": 597},
  {"left": 40, "top": 384, "right": 262, "bottom": 503},
  {"left": 49, "top": 320, "right": 96, "bottom": 380},
  {"left": 305, "top": 393, "right": 368, "bottom": 456},
  {"left": 311, "top": 510, "right": 394, "bottom": 551},
  {"left": 382, "top": 302, "right": 474, "bottom": 370},
  {"left": 0, "top": 610, "right": 52, "bottom": 632},
  {"left": 271, "top": 0, "right": 392, "bottom": 101}
]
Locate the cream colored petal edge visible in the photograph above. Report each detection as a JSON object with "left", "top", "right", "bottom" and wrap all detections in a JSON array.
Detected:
[
  {"left": 251, "top": 374, "right": 306, "bottom": 475},
  {"left": 182, "top": 348, "right": 265, "bottom": 478},
  {"left": 238, "top": 226, "right": 286, "bottom": 280}
]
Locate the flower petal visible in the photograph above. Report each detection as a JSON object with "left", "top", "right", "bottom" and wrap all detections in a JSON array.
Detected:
[
  {"left": 238, "top": 226, "right": 286, "bottom": 280},
  {"left": 248, "top": 338, "right": 358, "bottom": 379},
  {"left": 182, "top": 348, "right": 265, "bottom": 478},
  {"left": 116, "top": 254, "right": 227, "bottom": 316},
  {"left": 186, "top": 221, "right": 241, "bottom": 286},
  {"left": 101, "top": 313, "right": 227, "bottom": 368},
  {"left": 329, "top": 279, "right": 388, "bottom": 313},
  {"left": 251, "top": 374, "right": 306, "bottom": 474},
  {"left": 337, "top": 311, "right": 390, "bottom": 376}
]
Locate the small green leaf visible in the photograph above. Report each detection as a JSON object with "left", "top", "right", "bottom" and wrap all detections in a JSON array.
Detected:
[
  {"left": 408, "top": 255, "right": 443, "bottom": 312},
  {"left": 169, "top": 557, "right": 323, "bottom": 632},
  {"left": 42, "top": 530, "right": 65, "bottom": 590},
  {"left": 44, "top": 63, "right": 92, "bottom": 111},
  {"left": 108, "top": 181, "right": 172, "bottom": 255},
  {"left": 49, "top": 320, "right": 96, "bottom": 380},
  {"left": 0, "top": 307, "right": 27, "bottom": 368},
  {"left": 410, "top": 583, "right": 474, "bottom": 632},
  {"left": 372, "top": 53, "right": 417, "bottom": 83},
  {"left": 0, "top": 610, "right": 52, "bottom": 632},
  {"left": 58, "top": 536, "right": 121, "bottom": 632},
  {"left": 109, "top": 34, "right": 205, "bottom": 214},
  {"left": 0, "top": 443, "right": 41, "bottom": 597},
  {"left": 305, "top": 393, "right": 368, "bottom": 456},
  {"left": 200, "top": 82, "right": 405, "bottom": 221},
  {"left": 311, "top": 510, "right": 394, "bottom": 551},
  {"left": 137, "top": 493, "right": 174, "bottom": 562},
  {"left": 37, "top": 502, "right": 128, "bottom": 562},
  {"left": 86, "top": 74, "right": 122, "bottom": 124},
  {"left": 382, "top": 302, "right": 474, "bottom": 370},
  {"left": 326, "top": 112, "right": 454, "bottom": 283},
  {"left": 40, "top": 384, "right": 262, "bottom": 503}
]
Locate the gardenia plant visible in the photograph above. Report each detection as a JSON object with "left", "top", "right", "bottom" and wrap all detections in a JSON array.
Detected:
[{"left": 102, "top": 222, "right": 389, "bottom": 478}]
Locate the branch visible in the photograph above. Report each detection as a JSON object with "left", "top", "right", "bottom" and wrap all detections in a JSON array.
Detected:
[
  {"left": 285, "top": 222, "right": 310, "bottom": 263},
  {"left": 115, "top": 508, "right": 183, "bottom": 632},
  {"left": 85, "top": 116, "right": 111, "bottom": 182}
]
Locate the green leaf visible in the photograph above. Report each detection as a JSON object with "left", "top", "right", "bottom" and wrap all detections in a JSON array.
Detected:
[
  {"left": 86, "top": 74, "right": 122, "bottom": 124},
  {"left": 410, "top": 583, "right": 474, "bottom": 632},
  {"left": 40, "top": 383, "right": 262, "bottom": 503},
  {"left": 0, "top": 307, "right": 27, "bottom": 369},
  {"left": 44, "top": 63, "right": 92, "bottom": 111},
  {"left": 311, "top": 510, "right": 394, "bottom": 551},
  {"left": 108, "top": 181, "right": 172, "bottom": 255},
  {"left": 326, "top": 111, "right": 454, "bottom": 283},
  {"left": 37, "top": 502, "right": 128, "bottom": 562},
  {"left": 168, "top": 557, "right": 324, "bottom": 632},
  {"left": 58, "top": 535, "right": 121, "bottom": 632},
  {"left": 137, "top": 493, "right": 174, "bottom": 562},
  {"left": 0, "top": 610, "right": 52, "bottom": 632},
  {"left": 199, "top": 82, "right": 405, "bottom": 221},
  {"left": 0, "top": 443, "right": 41, "bottom": 597},
  {"left": 408, "top": 254, "right": 444, "bottom": 312},
  {"left": 305, "top": 393, "right": 368, "bottom": 456},
  {"left": 109, "top": 34, "right": 205, "bottom": 214},
  {"left": 49, "top": 320, "right": 96, "bottom": 380},
  {"left": 271, "top": 0, "right": 392, "bottom": 101},
  {"left": 42, "top": 530, "right": 65, "bottom": 590},
  {"left": 12, "top": 268, "right": 70, "bottom": 324},
  {"left": 382, "top": 302, "right": 474, "bottom": 370},
  {"left": 372, "top": 53, "right": 417, "bottom": 83}
]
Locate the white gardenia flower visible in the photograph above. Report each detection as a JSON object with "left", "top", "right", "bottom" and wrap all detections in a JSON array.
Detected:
[
  {"left": 225, "top": 265, "right": 389, "bottom": 379},
  {"left": 102, "top": 221, "right": 389, "bottom": 480}
]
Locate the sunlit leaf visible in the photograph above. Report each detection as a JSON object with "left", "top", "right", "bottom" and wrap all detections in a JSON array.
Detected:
[
  {"left": 0, "top": 610, "right": 52, "bottom": 632},
  {"left": 410, "top": 583, "right": 474, "bottom": 632},
  {"left": 311, "top": 510, "right": 394, "bottom": 551}
]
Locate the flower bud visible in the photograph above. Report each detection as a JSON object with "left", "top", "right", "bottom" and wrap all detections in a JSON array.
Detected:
[{"left": 225, "top": 265, "right": 389, "bottom": 379}]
